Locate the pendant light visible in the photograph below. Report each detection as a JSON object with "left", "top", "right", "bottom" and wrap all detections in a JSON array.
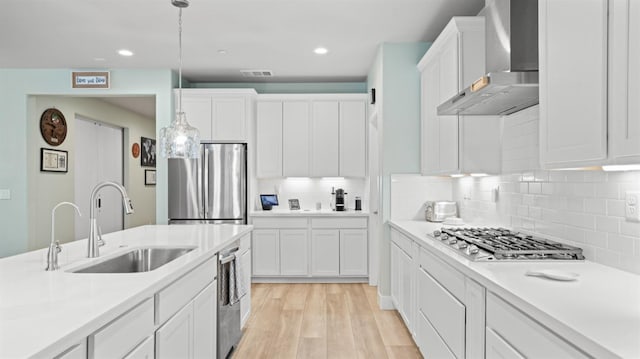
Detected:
[{"left": 159, "top": 0, "right": 201, "bottom": 159}]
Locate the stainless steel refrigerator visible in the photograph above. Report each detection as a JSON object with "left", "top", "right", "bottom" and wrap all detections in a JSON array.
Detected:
[{"left": 168, "top": 143, "right": 247, "bottom": 224}]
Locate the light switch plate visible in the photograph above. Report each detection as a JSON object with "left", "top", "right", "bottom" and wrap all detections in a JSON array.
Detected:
[
  {"left": 625, "top": 191, "right": 640, "bottom": 222},
  {"left": 0, "top": 189, "right": 10, "bottom": 200}
]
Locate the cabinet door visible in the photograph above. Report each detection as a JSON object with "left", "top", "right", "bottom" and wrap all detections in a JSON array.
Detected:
[
  {"left": 252, "top": 229, "right": 280, "bottom": 275},
  {"left": 438, "top": 36, "right": 460, "bottom": 173},
  {"left": 390, "top": 242, "right": 401, "bottom": 309},
  {"left": 311, "top": 229, "right": 340, "bottom": 276},
  {"left": 339, "top": 229, "right": 368, "bottom": 276},
  {"left": 609, "top": 0, "right": 640, "bottom": 161},
  {"left": 240, "top": 248, "right": 252, "bottom": 328},
  {"left": 339, "top": 101, "right": 366, "bottom": 177},
  {"left": 181, "top": 95, "right": 213, "bottom": 140},
  {"left": 212, "top": 97, "right": 246, "bottom": 141},
  {"left": 256, "top": 101, "right": 283, "bottom": 178},
  {"left": 55, "top": 340, "right": 87, "bottom": 359},
  {"left": 279, "top": 229, "right": 309, "bottom": 275},
  {"left": 421, "top": 56, "right": 441, "bottom": 174},
  {"left": 486, "top": 328, "right": 525, "bottom": 359},
  {"left": 539, "top": 0, "right": 608, "bottom": 167},
  {"left": 399, "top": 247, "right": 413, "bottom": 330},
  {"left": 283, "top": 101, "right": 310, "bottom": 177},
  {"left": 193, "top": 281, "right": 216, "bottom": 359},
  {"left": 311, "top": 101, "right": 340, "bottom": 177},
  {"left": 124, "top": 336, "right": 154, "bottom": 359},
  {"left": 155, "top": 302, "right": 194, "bottom": 359}
]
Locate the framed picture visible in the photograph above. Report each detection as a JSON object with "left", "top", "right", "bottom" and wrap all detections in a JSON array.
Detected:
[
  {"left": 288, "top": 198, "right": 300, "bottom": 210},
  {"left": 41, "top": 148, "right": 68, "bottom": 173},
  {"left": 145, "top": 170, "right": 156, "bottom": 186},
  {"left": 140, "top": 137, "right": 156, "bottom": 167}
]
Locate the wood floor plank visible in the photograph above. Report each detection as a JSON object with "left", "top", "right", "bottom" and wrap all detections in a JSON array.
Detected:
[
  {"left": 374, "top": 310, "right": 416, "bottom": 346},
  {"left": 284, "top": 283, "right": 311, "bottom": 310},
  {"left": 300, "top": 284, "right": 326, "bottom": 338},
  {"left": 326, "top": 292, "right": 358, "bottom": 359},
  {"left": 234, "top": 297, "right": 283, "bottom": 358},
  {"left": 386, "top": 345, "right": 423, "bottom": 359},
  {"left": 297, "top": 337, "right": 327, "bottom": 359},
  {"left": 344, "top": 284, "right": 388, "bottom": 359},
  {"left": 362, "top": 283, "right": 380, "bottom": 311},
  {"left": 266, "top": 309, "right": 304, "bottom": 359},
  {"left": 326, "top": 283, "right": 344, "bottom": 294}
]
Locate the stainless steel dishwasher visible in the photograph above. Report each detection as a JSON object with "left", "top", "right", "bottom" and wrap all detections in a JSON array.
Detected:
[{"left": 218, "top": 244, "right": 242, "bottom": 358}]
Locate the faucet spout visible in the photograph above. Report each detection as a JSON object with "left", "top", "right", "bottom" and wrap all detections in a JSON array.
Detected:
[
  {"left": 46, "top": 202, "right": 81, "bottom": 271},
  {"left": 88, "top": 181, "right": 135, "bottom": 258}
]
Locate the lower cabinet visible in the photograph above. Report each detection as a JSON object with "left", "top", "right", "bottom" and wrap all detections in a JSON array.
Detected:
[
  {"left": 252, "top": 228, "right": 308, "bottom": 276},
  {"left": 311, "top": 229, "right": 340, "bottom": 276},
  {"left": 124, "top": 336, "right": 154, "bottom": 359},
  {"left": 239, "top": 233, "right": 252, "bottom": 328},
  {"left": 55, "top": 340, "right": 87, "bottom": 359},
  {"left": 156, "top": 280, "right": 217, "bottom": 359}
]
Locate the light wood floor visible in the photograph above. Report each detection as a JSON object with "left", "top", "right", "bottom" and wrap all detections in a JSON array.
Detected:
[{"left": 232, "top": 283, "right": 422, "bottom": 359}]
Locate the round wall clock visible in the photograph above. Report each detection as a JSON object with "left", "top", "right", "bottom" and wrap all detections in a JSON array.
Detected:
[
  {"left": 40, "top": 108, "right": 67, "bottom": 146},
  {"left": 132, "top": 143, "right": 140, "bottom": 158}
]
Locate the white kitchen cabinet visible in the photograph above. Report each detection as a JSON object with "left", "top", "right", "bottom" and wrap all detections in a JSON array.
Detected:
[
  {"left": 486, "top": 292, "right": 589, "bottom": 358},
  {"left": 340, "top": 229, "right": 368, "bottom": 276},
  {"left": 177, "top": 89, "right": 255, "bottom": 142},
  {"left": 252, "top": 229, "right": 280, "bottom": 276},
  {"left": 390, "top": 241, "right": 413, "bottom": 330},
  {"left": 486, "top": 328, "right": 524, "bottom": 359},
  {"left": 89, "top": 298, "right": 154, "bottom": 359},
  {"left": 539, "top": 0, "right": 608, "bottom": 168},
  {"left": 311, "top": 229, "right": 340, "bottom": 276},
  {"left": 124, "top": 336, "right": 154, "bottom": 359},
  {"left": 239, "top": 234, "right": 252, "bottom": 328},
  {"left": 283, "top": 101, "right": 311, "bottom": 176},
  {"left": 609, "top": 0, "right": 640, "bottom": 163},
  {"left": 156, "top": 281, "right": 217, "bottom": 359},
  {"left": 256, "top": 101, "right": 283, "bottom": 178},
  {"left": 279, "top": 229, "right": 309, "bottom": 275},
  {"left": 418, "top": 17, "right": 500, "bottom": 175},
  {"left": 339, "top": 101, "right": 367, "bottom": 177},
  {"left": 311, "top": 101, "right": 340, "bottom": 177},
  {"left": 55, "top": 340, "right": 87, "bottom": 359}
]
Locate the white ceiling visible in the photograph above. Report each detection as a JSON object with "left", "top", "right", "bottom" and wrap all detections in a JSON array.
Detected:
[{"left": 1, "top": 0, "right": 484, "bottom": 83}]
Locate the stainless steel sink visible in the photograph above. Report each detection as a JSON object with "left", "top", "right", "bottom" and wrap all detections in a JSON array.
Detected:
[{"left": 71, "top": 247, "right": 195, "bottom": 273}]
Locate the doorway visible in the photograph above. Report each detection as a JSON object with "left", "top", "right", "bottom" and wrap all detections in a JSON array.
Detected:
[{"left": 74, "top": 115, "right": 124, "bottom": 240}]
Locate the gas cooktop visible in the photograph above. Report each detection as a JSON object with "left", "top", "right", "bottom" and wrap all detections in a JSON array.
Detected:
[{"left": 429, "top": 227, "right": 585, "bottom": 261}]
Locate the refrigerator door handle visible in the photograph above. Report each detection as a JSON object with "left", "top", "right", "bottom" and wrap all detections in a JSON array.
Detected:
[{"left": 203, "top": 147, "right": 210, "bottom": 218}]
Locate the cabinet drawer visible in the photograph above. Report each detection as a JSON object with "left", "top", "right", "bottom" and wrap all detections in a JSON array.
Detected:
[
  {"left": 252, "top": 217, "right": 308, "bottom": 228},
  {"left": 390, "top": 228, "right": 413, "bottom": 257},
  {"left": 419, "top": 247, "right": 465, "bottom": 300},
  {"left": 417, "top": 267, "right": 465, "bottom": 359},
  {"left": 90, "top": 298, "right": 154, "bottom": 359},
  {"left": 55, "top": 340, "right": 87, "bottom": 359},
  {"left": 486, "top": 292, "right": 589, "bottom": 358},
  {"left": 486, "top": 327, "right": 524, "bottom": 359},
  {"left": 416, "top": 311, "right": 456, "bottom": 359},
  {"left": 311, "top": 217, "right": 367, "bottom": 229},
  {"left": 156, "top": 257, "right": 216, "bottom": 324},
  {"left": 124, "top": 335, "right": 154, "bottom": 359}
]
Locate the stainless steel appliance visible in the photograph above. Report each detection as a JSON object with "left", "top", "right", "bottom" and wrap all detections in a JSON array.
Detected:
[
  {"left": 335, "top": 188, "right": 347, "bottom": 211},
  {"left": 218, "top": 244, "right": 242, "bottom": 359},
  {"left": 168, "top": 143, "right": 246, "bottom": 224},
  {"left": 425, "top": 201, "right": 458, "bottom": 222},
  {"left": 430, "top": 227, "right": 585, "bottom": 261},
  {"left": 438, "top": 0, "right": 539, "bottom": 116}
]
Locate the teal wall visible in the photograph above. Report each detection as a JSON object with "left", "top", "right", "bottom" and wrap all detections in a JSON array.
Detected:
[
  {"left": 367, "top": 42, "right": 430, "bottom": 296},
  {"left": 0, "top": 69, "right": 175, "bottom": 257},
  {"left": 190, "top": 82, "right": 367, "bottom": 94}
]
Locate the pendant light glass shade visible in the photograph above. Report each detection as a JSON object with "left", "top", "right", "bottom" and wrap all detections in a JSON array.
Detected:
[{"left": 159, "top": 1, "right": 201, "bottom": 159}]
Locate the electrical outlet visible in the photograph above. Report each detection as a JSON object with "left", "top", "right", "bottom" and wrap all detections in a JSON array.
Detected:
[{"left": 625, "top": 191, "right": 640, "bottom": 222}]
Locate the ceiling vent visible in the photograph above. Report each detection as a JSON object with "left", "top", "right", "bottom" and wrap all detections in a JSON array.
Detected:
[{"left": 240, "top": 69, "right": 274, "bottom": 78}]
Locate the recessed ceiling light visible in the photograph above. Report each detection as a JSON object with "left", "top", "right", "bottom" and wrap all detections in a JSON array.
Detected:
[
  {"left": 314, "top": 47, "right": 328, "bottom": 55},
  {"left": 117, "top": 49, "right": 134, "bottom": 57}
]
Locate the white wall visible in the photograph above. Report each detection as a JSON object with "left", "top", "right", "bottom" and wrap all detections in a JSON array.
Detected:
[
  {"left": 27, "top": 96, "right": 156, "bottom": 251},
  {"left": 255, "top": 178, "right": 367, "bottom": 212},
  {"left": 390, "top": 174, "right": 452, "bottom": 220},
  {"left": 453, "top": 106, "right": 640, "bottom": 274}
]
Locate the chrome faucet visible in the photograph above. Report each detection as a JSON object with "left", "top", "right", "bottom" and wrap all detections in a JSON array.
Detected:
[
  {"left": 46, "top": 202, "right": 81, "bottom": 271},
  {"left": 88, "top": 181, "right": 134, "bottom": 258}
]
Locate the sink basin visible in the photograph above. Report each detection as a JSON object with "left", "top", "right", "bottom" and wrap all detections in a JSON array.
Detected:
[{"left": 71, "top": 247, "right": 195, "bottom": 273}]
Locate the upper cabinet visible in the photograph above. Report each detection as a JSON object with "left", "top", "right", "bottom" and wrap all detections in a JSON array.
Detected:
[
  {"left": 418, "top": 17, "right": 501, "bottom": 175},
  {"left": 176, "top": 89, "right": 256, "bottom": 142},
  {"left": 256, "top": 94, "right": 367, "bottom": 178},
  {"left": 540, "top": 0, "right": 640, "bottom": 168}
]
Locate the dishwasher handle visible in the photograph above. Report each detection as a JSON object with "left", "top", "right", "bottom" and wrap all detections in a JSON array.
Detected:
[
  {"left": 219, "top": 253, "right": 236, "bottom": 264},
  {"left": 219, "top": 246, "right": 239, "bottom": 264}
]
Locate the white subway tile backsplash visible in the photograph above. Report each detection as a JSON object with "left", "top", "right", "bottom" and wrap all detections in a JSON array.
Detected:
[
  {"left": 620, "top": 221, "right": 640, "bottom": 237},
  {"left": 565, "top": 171, "right": 585, "bottom": 182},
  {"left": 549, "top": 171, "right": 567, "bottom": 182},
  {"left": 519, "top": 183, "right": 529, "bottom": 194},
  {"left": 584, "top": 170, "right": 607, "bottom": 182},
  {"left": 619, "top": 255, "right": 640, "bottom": 273},
  {"left": 607, "top": 233, "right": 635, "bottom": 253},
  {"left": 567, "top": 198, "right": 585, "bottom": 212},
  {"left": 529, "top": 183, "right": 542, "bottom": 194},
  {"left": 522, "top": 194, "right": 535, "bottom": 206},
  {"left": 585, "top": 198, "right": 606, "bottom": 215},
  {"left": 595, "top": 249, "right": 621, "bottom": 268},
  {"left": 565, "top": 226, "right": 586, "bottom": 243},
  {"left": 585, "top": 231, "right": 607, "bottom": 249},
  {"left": 606, "top": 200, "right": 626, "bottom": 217},
  {"left": 529, "top": 207, "right": 542, "bottom": 219},
  {"left": 541, "top": 183, "right": 554, "bottom": 195},
  {"left": 595, "top": 183, "right": 619, "bottom": 199},
  {"left": 596, "top": 216, "right": 620, "bottom": 234}
]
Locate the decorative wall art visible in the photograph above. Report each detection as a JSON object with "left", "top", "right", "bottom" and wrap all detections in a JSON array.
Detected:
[
  {"left": 40, "top": 108, "right": 67, "bottom": 146},
  {"left": 140, "top": 137, "right": 156, "bottom": 167},
  {"left": 40, "top": 148, "right": 68, "bottom": 173},
  {"left": 145, "top": 170, "right": 156, "bottom": 186},
  {"left": 131, "top": 143, "right": 140, "bottom": 159}
]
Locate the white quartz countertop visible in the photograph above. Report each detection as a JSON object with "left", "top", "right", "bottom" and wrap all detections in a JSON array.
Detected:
[
  {"left": 250, "top": 209, "right": 369, "bottom": 217},
  {"left": 388, "top": 220, "right": 640, "bottom": 359},
  {"left": 0, "top": 224, "right": 252, "bottom": 359}
]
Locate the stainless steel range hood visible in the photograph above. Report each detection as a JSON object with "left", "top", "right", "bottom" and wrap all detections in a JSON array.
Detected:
[{"left": 438, "top": 0, "right": 539, "bottom": 116}]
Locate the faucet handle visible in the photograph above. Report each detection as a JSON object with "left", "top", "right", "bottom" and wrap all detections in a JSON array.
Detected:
[{"left": 97, "top": 226, "right": 105, "bottom": 247}]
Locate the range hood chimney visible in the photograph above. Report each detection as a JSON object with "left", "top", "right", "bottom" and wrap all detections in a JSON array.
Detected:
[{"left": 438, "top": 0, "right": 539, "bottom": 116}]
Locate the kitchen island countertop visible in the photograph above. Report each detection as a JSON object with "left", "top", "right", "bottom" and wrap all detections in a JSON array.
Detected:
[
  {"left": 389, "top": 220, "right": 640, "bottom": 359},
  {"left": 0, "top": 224, "right": 252, "bottom": 358}
]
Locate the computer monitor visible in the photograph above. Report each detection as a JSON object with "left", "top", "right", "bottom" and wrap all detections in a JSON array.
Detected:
[{"left": 260, "top": 194, "right": 279, "bottom": 210}]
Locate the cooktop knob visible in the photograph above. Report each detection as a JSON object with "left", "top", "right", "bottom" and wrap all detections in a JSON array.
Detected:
[
  {"left": 433, "top": 230, "right": 441, "bottom": 237},
  {"left": 441, "top": 234, "right": 449, "bottom": 241},
  {"left": 468, "top": 245, "right": 479, "bottom": 254},
  {"left": 457, "top": 242, "right": 468, "bottom": 249},
  {"left": 448, "top": 238, "right": 458, "bottom": 245}
]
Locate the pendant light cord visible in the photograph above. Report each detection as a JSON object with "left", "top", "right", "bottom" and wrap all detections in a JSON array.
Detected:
[{"left": 178, "top": 8, "right": 183, "bottom": 113}]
